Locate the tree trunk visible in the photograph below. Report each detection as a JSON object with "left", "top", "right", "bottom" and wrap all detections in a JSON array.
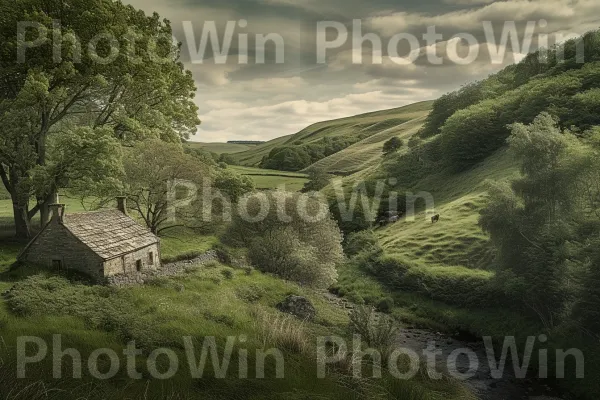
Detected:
[{"left": 13, "top": 202, "right": 31, "bottom": 239}]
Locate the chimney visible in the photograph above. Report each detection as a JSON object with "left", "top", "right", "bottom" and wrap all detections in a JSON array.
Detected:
[
  {"left": 116, "top": 196, "right": 127, "bottom": 215},
  {"left": 49, "top": 204, "right": 65, "bottom": 224}
]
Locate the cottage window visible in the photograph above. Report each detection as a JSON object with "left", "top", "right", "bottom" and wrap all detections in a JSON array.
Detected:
[
  {"left": 149, "top": 252, "right": 154, "bottom": 265},
  {"left": 136, "top": 260, "right": 142, "bottom": 272}
]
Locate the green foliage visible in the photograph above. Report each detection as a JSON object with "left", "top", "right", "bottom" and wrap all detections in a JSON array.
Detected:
[
  {"left": 421, "top": 30, "right": 600, "bottom": 141},
  {"left": 213, "top": 169, "right": 255, "bottom": 202},
  {"left": 224, "top": 191, "right": 343, "bottom": 288},
  {"left": 382, "top": 137, "right": 403, "bottom": 155},
  {"left": 301, "top": 168, "right": 331, "bottom": 192},
  {"left": 120, "top": 140, "right": 209, "bottom": 234},
  {"left": 359, "top": 254, "right": 502, "bottom": 309},
  {"left": 0, "top": 0, "right": 199, "bottom": 237},
  {"left": 260, "top": 135, "right": 365, "bottom": 171},
  {"left": 375, "top": 297, "right": 394, "bottom": 313},
  {"left": 4, "top": 275, "right": 166, "bottom": 349},
  {"left": 382, "top": 136, "right": 443, "bottom": 188},
  {"left": 343, "top": 230, "right": 381, "bottom": 258},
  {"left": 480, "top": 114, "right": 600, "bottom": 330},
  {"left": 218, "top": 153, "right": 237, "bottom": 165},
  {"left": 349, "top": 305, "right": 397, "bottom": 352}
]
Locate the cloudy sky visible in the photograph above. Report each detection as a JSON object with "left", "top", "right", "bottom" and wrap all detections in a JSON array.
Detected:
[{"left": 124, "top": 0, "right": 600, "bottom": 142}]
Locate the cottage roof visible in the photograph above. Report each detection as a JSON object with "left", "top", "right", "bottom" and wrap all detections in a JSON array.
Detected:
[{"left": 62, "top": 210, "right": 159, "bottom": 260}]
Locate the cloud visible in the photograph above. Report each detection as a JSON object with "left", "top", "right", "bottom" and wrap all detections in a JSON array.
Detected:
[
  {"left": 121, "top": 0, "right": 600, "bottom": 142},
  {"left": 368, "top": 0, "right": 600, "bottom": 35}
]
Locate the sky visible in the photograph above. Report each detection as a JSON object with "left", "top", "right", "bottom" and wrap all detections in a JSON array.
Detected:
[{"left": 124, "top": 0, "right": 600, "bottom": 143}]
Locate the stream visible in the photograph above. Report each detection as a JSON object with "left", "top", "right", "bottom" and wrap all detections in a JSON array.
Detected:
[{"left": 320, "top": 291, "right": 565, "bottom": 400}]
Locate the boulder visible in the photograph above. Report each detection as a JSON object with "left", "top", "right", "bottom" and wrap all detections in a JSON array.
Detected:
[{"left": 276, "top": 295, "right": 316, "bottom": 321}]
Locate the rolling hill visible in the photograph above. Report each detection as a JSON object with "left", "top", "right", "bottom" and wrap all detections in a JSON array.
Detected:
[
  {"left": 186, "top": 141, "right": 260, "bottom": 154},
  {"left": 230, "top": 101, "right": 433, "bottom": 173}
]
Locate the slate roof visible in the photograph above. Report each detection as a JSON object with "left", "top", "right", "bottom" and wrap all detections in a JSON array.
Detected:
[{"left": 63, "top": 210, "right": 159, "bottom": 260}]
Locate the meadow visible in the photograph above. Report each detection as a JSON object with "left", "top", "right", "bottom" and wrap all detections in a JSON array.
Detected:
[{"left": 229, "top": 166, "right": 309, "bottom": 192}]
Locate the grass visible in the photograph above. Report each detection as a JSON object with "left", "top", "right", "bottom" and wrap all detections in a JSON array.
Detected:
[
  {"left": 230, "top": 166, "right": 308, "bottom": 191},
  {"left": 230, "top": 101, "right": 433, "bottom": 171},
  {"left": 186, "top": 142, "right": 259, "bottom": 154},
  {"left": 0, "top": 247, "right": 474, "bottom": 400},
  {"left": 376, "top": 148, "right": 519, "bottom": 270},
  {"left": 160, "top": 227, "right": 218, "bottom": 261}
]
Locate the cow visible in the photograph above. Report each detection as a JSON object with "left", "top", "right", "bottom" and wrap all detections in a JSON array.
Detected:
[{"left": 431, "top": 214, "right": 440, "bottom": 223}]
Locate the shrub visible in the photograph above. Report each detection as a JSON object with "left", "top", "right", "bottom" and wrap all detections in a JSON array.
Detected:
[
  {"left": 4, "top": 275, "right": 166, "bottom": 350},
  {"left": 235, "top": 284, "right": 265, "bottom": 303},
  {"left": 224, "top": 191, "right": 343, "bottom": 289},
  {"left": 361, "top": 255, "right": 505, "bottom": 309},
  {"left": 382, "top": 137, "right": 403, "bottom": 155},
  {"left": 344, "top": 230, "right": 381, "bottom": 258},
  {"left": 221, "top": 268, "right": 234, "bottom": 280},
  {"left": 376, "top": 297, "right": 394, "bottom": 313},
  {"left": 349, "top": 306, "right": 397, "bottom": 354}
]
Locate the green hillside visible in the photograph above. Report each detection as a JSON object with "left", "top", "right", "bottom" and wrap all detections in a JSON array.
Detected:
[
  {"left": 230, "top": 135, "right": 294, "bottom": 165},
  {"left": 228, "top": 29, "right": 600, "bottom": 399},
  {"left": 231, "top": 101, "right": 433, "bottom": 172}
]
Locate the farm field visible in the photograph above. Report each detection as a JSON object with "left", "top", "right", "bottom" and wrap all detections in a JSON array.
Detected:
[{"left": 230, "top": 166, "right": 308, "bottom": 191}]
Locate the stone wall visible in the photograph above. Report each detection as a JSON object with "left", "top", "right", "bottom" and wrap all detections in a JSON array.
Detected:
[
  {"left": 20, "top": 219, "right": 104, "bottom": 279},
  {"left": 104, "top": 243, "right": 161, "bottom": 277},
  {"left": 106, "top": 250, "right": 218, "bottom": 287}
]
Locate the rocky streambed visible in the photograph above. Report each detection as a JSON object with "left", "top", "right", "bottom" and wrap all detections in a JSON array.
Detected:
[{"left": 320, "top": 291, "right": 564, "bottom": 400}]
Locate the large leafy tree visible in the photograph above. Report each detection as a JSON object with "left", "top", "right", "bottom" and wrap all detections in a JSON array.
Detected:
[
  {"left": 122, "top": 140, "right": 208, "bottom": 235},
  {"left": 0, "top": 0, "right": 199, "bottom": 238},
  {"left": 480, "top": 113, "right": 599, "bottom": 329}
]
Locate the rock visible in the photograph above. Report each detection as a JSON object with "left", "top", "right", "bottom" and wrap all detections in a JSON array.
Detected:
[{"left": 276, "top": 295, "right": 316, "bottom": 321}]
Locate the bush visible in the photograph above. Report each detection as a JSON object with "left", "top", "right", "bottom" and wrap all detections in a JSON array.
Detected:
[
  {"left": 376, "top": 297, "right": 394, "bottom": 313},
  {"left": 344, "top": 230, "right": 381, "bottom": 258},
  {"left": 382, "top": 137, "right": 403, "bottom": 155},
  {"left": 349, "top": 305, "right": 397, "bottom": 353},
  {"left": 224, "top": 191, "right": 343, "bottom": 289},
  {"left": 161, "top": 250, "right": 203, "bottom": 264},
  {"left": 235, "top": 284, "right": 265, "bottom": 303},
  {"left": 361, "top": 255, "right": 506, "bottom": 309},
  {"left": 221, "top": 268, "right": 235, "bottom": 280}
]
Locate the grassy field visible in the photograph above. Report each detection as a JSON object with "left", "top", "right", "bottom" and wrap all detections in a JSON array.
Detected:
[
  {"left": 230, "top": 101, "right": 433, "bottom": 173},
  {"left": 377, "top": 148, "right": 519, "bottom": 270},
  {"left": 186, "top": 141, "right": 260, "bottom": 154},
  {"left": 0, "top": 221, "right": 473, "bottom": 400},
  {"left": 230, "top": 166, "right": 308, "bottom": 191}
]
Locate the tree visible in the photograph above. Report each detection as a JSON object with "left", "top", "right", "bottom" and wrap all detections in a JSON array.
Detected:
[
  {"left": 0, "top": 0, "right": 199, "bottom": 238},
  {"left": 224, "top": 191, "right": 343, "bottom": 288},
  {"left": 302, "top": 168, "right": 331, "bottom": 192},
  {"left": 213, "top": 170, "right": 254, "bottom": 203},
  {"left": 479, "top": 113, "right": 592, "bottom": 328},
  {"left": 382, "top": 137, "right": 403, "bottom": 156},
  {"left": 121, "top": 140, "right": 208, "bottom": 234}
]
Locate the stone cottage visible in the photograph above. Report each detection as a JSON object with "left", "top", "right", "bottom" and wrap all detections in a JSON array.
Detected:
[{"left": 18, "top": 197, "right": 161, "bottom": 280}]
